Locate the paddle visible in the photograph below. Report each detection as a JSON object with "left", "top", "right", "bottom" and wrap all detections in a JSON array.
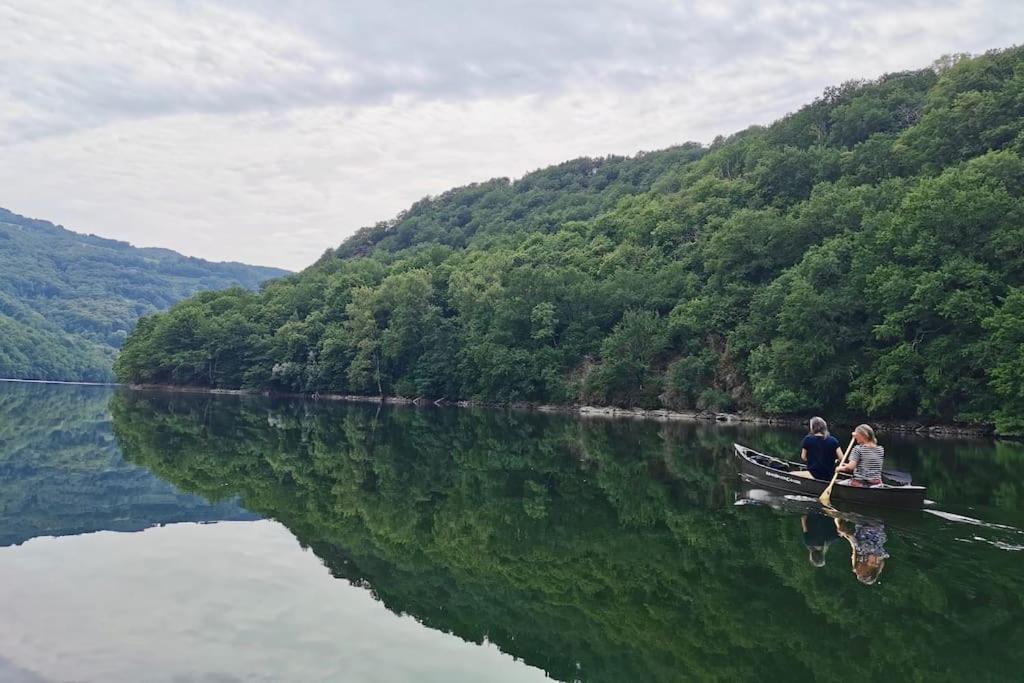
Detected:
[{"left": 819, "top": 436, "right": 857, "bottom": 508}]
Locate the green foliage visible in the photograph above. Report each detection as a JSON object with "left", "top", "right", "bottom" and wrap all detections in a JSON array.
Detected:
[
  {"left": 109, "top": 392, "right": 1024, "bottom": 682},
  {"left": 581, "top": 310, "right": 668, "bottom": 407},
  {"left": 0, "top": 208, "right": 287, "bottom": 382},
  {"left": 118, "top": 47, "right": 1024, "bottom": 433},
  {"left": 984, "top": 289, "right": 1024, "bottom": 434}
]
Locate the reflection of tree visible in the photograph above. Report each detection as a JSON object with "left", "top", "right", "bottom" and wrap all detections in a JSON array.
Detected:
[
  {"left": 882, "top": 434, "right": 1021, "bottom": 511},
  {"left": 0, "top": 383, "right": 253, "bottom": 546},
  {"left": 112, "top": 392, "right": 1024, "bottom": 682}
]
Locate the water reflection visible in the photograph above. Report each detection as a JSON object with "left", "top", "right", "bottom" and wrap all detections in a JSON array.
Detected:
[
  {"left": 836, "top": 519, "right": 889, "bottom": 585},
  {"left": 107, "top": 390, "right": 1024, "bottom": 682},
  {"left": 737, "top": 487, "right": 894, "bottom": 585},
  {"left": 801, "top": 513, "right": 840, "bottom": 569},
  {"left": 0, "top": 382, "right": 253, "bottom": 547}
]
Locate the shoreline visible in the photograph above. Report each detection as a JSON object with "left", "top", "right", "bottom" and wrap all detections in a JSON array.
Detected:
[
  {"left": 124, "top": 383, "right": 997, "bottom": 438},
  {"left": 0, "top": 378, "right": 120, "bottom": 387},
  {"left": 2, "top": 378, "right": 996, "bottom": 438}
]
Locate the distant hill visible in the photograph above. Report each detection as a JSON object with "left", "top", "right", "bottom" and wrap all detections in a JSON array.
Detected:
[
  {"left": 117, "top": 46, "right": 1024, "bottom": 434},
  {"left": 0, "top": 207, "right": 288, "bottom": 381}
]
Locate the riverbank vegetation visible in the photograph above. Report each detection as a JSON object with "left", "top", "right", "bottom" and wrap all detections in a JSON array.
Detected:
[{"left": 116, "top": 47, "right": 1024, "bottom": 434}]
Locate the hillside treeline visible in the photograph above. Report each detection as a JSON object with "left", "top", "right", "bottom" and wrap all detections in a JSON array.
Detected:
[
  {"left": 116, "top": 47, "right": 1024, "bottom": 434},
  {"left": 0, "top": 208, "right": 286, "bottom": 381}
]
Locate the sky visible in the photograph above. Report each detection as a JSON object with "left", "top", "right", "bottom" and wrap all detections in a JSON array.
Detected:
[{"left": 1, "top": 1, "right": 1022, "bottom": 270}]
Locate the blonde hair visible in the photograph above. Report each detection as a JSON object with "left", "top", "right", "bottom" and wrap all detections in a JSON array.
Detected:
[
  {"left": 855, "top": 557, "right": 885, "bottom": 585},
  {"left": 809, "top": 416, "right": 829, "bottom": 437},
  {"left": 855, "top": 423, "right": 876, "bottom": 443}
]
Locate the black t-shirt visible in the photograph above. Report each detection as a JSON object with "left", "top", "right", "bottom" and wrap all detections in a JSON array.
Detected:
[{"left": 801, "top": 434, "right": 840, "bottom": 480}]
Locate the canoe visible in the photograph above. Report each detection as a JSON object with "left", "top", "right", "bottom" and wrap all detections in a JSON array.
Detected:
[{"left": 734, "top": 443, "right": 926, "bottom": 510}]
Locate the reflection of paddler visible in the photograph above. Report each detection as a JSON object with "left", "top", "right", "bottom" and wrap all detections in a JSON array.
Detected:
[
  {"left": 835, "top": 519, "right": 889, "bottom": 585},
  {"left": 801, "top": 512, "right": 840, "bottom": 567}
]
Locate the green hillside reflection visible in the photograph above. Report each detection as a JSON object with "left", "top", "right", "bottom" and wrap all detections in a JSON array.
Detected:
[
  {"left": 111, "top": 391, "right": 1024, "bottom": 682},
  {"left": 0, "top": 382, "right": 253, "bottom": 546}
]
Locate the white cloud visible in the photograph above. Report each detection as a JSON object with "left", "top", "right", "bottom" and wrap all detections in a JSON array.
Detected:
[{"left": 0, "top": 0, "right": 1021, "bottom": 269}]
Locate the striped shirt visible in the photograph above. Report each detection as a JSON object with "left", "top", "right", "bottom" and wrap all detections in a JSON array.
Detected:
[{"left": 851, "top": 444, "right": 885, "bottom": 483}]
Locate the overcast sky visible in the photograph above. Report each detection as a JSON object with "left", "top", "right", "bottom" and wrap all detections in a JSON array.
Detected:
[{"left": 1, "top": 1, "right": 1022, "bottom": 270}]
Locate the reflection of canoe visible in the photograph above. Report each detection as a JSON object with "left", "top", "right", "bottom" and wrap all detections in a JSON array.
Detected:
[
  {"left": 734, "top": 444, "right": 926, "bottom": 510},
  {"left": 735, "top": 484, "right": 923, "bottom": 529}
]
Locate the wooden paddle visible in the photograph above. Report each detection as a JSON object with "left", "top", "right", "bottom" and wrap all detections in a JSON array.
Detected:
[{"left": 819, "top": 436, "right": 857, "bottom": 508}]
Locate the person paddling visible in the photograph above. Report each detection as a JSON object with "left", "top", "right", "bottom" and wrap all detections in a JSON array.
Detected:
[
  {"left": 799, "top": 417, "right": 843, "bottom": 481},
  {"left": 836, "top": 424, "right": 885, "bottom": 487}
]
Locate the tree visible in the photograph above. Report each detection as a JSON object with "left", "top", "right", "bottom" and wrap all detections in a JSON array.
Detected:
[{"left": 115, "top": 46, "right": 1024, "bottom": 433}]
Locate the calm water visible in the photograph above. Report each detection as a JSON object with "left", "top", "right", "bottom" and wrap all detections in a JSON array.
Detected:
[{"left": 0, "top": 383, "right": 1021, "bottom": 682}]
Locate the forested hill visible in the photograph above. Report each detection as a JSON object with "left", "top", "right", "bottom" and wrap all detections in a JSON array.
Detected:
[
  {"left": 117, "top": 46, "right": 1024, "bottom": 434},
  {"left": 0, "top": 208, "right": 288, "bottom": 382}
]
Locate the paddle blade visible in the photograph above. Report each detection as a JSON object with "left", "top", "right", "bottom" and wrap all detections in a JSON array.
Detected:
[{"left": 818, "top": 488, "right": 832, "bottom": 507}]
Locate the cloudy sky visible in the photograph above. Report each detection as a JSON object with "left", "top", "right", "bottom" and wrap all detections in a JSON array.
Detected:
[{"left": 1, "top": 1, "right": 1022, "bottom": 270}]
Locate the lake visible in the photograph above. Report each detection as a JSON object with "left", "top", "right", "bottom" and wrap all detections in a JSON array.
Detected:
[{"left": 0, "top": 382, "right": 1021, "bottom": 682}]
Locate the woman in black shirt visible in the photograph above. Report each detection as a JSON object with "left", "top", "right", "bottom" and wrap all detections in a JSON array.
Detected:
[{"left": 800, "top": 417, "right": 843, "bottom": 480}]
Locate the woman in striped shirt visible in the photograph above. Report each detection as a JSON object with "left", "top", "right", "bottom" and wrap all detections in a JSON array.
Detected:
[{"left": 836, "top": 424, "right": 885, "bottom": 487}]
